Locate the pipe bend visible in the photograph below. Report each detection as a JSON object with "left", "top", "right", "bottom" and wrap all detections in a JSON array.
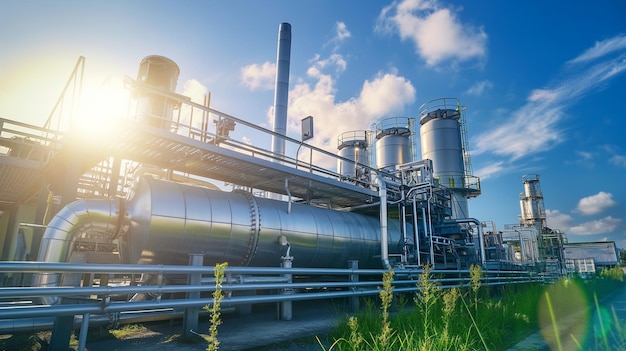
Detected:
[{"left": 32, "top": 198, "right": 121, "bottom": 303}]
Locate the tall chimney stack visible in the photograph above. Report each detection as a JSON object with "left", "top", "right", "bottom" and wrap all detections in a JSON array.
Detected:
[{"left": 271, "top": 22, "right": 291, "bottom": 159}]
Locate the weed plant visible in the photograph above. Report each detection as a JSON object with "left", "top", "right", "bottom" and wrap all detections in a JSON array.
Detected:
[
  {"left": 204, "top": 262, "right": 228, "bottom": 351},
  {"left": 320, "top": 266, "right": 626, "bottom": 351},
  {"left": 322, "top": 265, "right": 626, "bottom": 351}
]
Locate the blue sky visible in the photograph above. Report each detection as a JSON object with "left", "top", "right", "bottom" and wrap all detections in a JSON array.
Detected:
[{"left": 1, "top": 1, "right": 625, "bottom": 246}]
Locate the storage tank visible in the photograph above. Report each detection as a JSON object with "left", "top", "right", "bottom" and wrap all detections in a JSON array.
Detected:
[
  {"left": 36, "top": 175, "right": 406, "bottom": 274},
  {"left": 135, "top": 55, "right": 180, "bottom": 129},
  {"left": 374, "top": 117, "right": 416, "bottom": 171},
  {"left": 419, "top": 98, "right": 471, "bottom": 218},
  {"left": 337, "top": 130, "right": 372, "bottom": 182}
]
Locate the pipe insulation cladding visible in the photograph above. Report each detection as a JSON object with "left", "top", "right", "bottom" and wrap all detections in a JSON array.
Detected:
[{"left": 35, "top": 176, "right": 406, "bottom": 281}]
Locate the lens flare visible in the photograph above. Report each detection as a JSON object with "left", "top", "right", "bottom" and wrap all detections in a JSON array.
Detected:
[{"left": 538, "top": 278, "right": 590, "bottom": 350}]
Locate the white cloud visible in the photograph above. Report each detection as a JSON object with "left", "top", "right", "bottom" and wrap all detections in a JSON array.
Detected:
[
  {"left": 472, "top": 35, "right": 626, "bottom": 161},
  {"left": 242, "top": 136, "right": 252, "bottom": 145},
  {"left": 241, "top": 61, "right": 276, "bottom": 90},
  {"left": 466, "top": 80, "right": 493, "bottom": 96},
  {"left": 276, "top": 55, "right": 415, "bottom": 168},
  {"left": 324, "top": 22, "right": 351, "bottom": 52},
  {"left": 309, "top": 54, "right": 347, "bottom": 75},
  {"left": 546, "top": 209, "right": 573, "bottom": 231},
  {"left": 610, "top": 154, "right": 626, "bottom": 168},
  {"left": 182, "top": 79, "right": 208, "bottom": 103},
  {"left": 178, "top": 79, "right": 209, "bottom": 129},
  {"left": 473, "top": 161, "right": 505, "bottom": 180},
  {"left": 377, "top": 0, "right": 487, "bottom": 66},
  {"left": 360, "top": 71, "right": 416, "bottom": 117},
  {"left": 528, "top": 88, "right": 559, "bottom": 102},
  {"left": 335, "top": 22, "right": 351, "bottom": 42},
  {"left": 569, "top": 216, "right": 622, "bottom": 235},
  {"left": 567, "top": 34, "right": 626, "bottom": 65},
  {"left": 546, "top": 209, "right": 622, "bottom": 236},
  {"left": 575, "top": 191, "right": 617, "bottom": 216},
  {"left": 472, "top": 100, "right": 563, "bottom": 160}
]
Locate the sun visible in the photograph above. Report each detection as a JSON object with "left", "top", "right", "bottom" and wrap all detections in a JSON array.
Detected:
[{"left": 73, "top": 75, "right": 132, "bottom": 132}]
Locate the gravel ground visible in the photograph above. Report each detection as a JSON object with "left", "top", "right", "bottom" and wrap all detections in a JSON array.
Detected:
[{"left": 82, "top": 300, "right": 342, "bottom": 351}]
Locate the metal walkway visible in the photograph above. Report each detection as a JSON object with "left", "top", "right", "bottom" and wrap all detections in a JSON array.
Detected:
[
  {"left": 0, "top": 118, "right": 63, "bottom": 209},
  {"left": 59, "top": 117, "right": 379, "bottom": 208},
  {"left": 0, "top": 115, "right": 379, "bottom": 211}
]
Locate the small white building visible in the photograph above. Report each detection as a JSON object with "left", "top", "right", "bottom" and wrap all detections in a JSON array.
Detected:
[{"left": 562, "top": 241, "right": 619, "bottom": 274}]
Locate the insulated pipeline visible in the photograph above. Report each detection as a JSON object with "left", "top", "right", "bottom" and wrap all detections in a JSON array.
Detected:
[{"left": 36, "top": 176, "right": 406, "bottom": 275}]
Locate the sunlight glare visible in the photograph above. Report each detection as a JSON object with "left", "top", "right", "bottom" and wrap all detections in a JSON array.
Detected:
[{"left": 73, "top": 75, "right": 131, "bottom": 133}]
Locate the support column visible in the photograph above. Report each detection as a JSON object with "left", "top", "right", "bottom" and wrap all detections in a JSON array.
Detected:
[
  {"left": 348, "top": 260, "right": 359, "bottom": 312},
  {"left": 77, "top": 313, "right": 90, "bottom": 351},
  {"left": 49, "top": 302, "right": 75, "bottom": 350},
  {"left": 183, "top": 254, "right": 204, "bottom": 336},
  {"left": 279, "top": 253, "right": 294, "bottom": 321}
]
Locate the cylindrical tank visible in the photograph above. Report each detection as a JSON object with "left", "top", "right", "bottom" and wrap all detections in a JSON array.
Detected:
[
  {"left": 34, "top": 175, "right": 405, "bottom": 270},
  {"left": 374, "top": 117, "right": 415, "bottom": 171},
  {"left": 122, "top": 176, "right": 403, "bottom": 268},
  {"left": 337, "top": 130, "right": 372, "bottom": 181},
  {"left": 419, "top": 99, "right": 467, "bottom": 218},
  {"left": 135, "top": 55, "right": 180, "bottom": 129}
]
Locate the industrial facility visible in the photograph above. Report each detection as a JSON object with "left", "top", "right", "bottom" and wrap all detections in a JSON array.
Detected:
[{"left": 0, "top": 22, "right": 619, "bottom": 348}]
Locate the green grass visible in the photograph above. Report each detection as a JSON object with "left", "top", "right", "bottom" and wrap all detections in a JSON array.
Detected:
[
  {"left": 108, "top": 323, "right": 148, "bottom": 339},
  {"left": 314, "top": 265, "right": 626, "bottom": 351}
]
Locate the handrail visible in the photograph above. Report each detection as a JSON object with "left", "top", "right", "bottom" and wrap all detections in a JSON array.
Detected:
[
  {"left": 0, "top": 118, "right": 65, "bottom": 163},
  {"left": 124, "top": 78, "right": 402, "bottom": 188},
  {"left": 0, "top": 261, "right": 540, "bottom": 322}
]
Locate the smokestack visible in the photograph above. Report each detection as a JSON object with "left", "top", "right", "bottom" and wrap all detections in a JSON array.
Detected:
[{"left": 271, "top": 22, "right": 291, "bottom": 158}]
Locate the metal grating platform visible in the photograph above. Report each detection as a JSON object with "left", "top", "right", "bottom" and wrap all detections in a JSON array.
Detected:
[{"left": 43, "top": 118, "right": 380, "bottom": 208}]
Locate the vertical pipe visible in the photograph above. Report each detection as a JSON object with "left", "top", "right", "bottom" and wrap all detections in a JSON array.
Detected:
[
  {"left": 412, "top": 198, "right": 421, "bottom": 266},
  {"left": 280, "top": 254, "right": 294, "bottom": 321},
  {"left": 271, "top": 23, "right": 291, "bottom": 159},
  {"left": 401, "top": 199, "right": 408, "bottom": 265},
  {"left": 348, "top": 260, "right": 359, "bottom": 312},
  {"left": 427, "top": 199, "right": 434, "bottom": 266},
  {"left": 374, "top": 174, "right": 390, "bottom": 269},
  {"left": 183, "top": 254, "right": 204, "bottom": 336},
  {"left": 478, "top": 221, "right": 486, "bottom": 266},
  {"left": 77, "top": 313, "right": 90, "bottom": 351}
]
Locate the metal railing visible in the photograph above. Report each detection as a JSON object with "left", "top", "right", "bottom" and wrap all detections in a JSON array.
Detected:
[
  {"left": 0, "top": 261, "right": 540, "bottom": 321},
  {"left": 123, "top": 78, "right": 401, "bottom": 189},
  {"left": 0, "top": 118, "right": 64, "bottom": 163},
  {"left": 0, "top": 261, "right": 544, "bottom": 350}
]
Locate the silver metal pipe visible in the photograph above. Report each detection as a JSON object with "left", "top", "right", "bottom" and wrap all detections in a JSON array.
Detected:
[
  {"left": 77, "top": 313, "right": 89, "bottom": 351},
  {"left": 446, "top": 218, "right": 485, "bottom": 266},
  {"left": 31, "top": 174, "right": 408, "bottom": 306},
  {"left": 2, "top": 261, "right": 390, "bottom": 276},
  {"left": 271, "top": 22, "right": 291, "bottom": 158},
  {"left": 2, "top": 271, "right": 537, "bottom": 320},
  {"left": 374, "top": 173, "right": 390, "bottom": 269},
  {"left": 32, "top": 198, "right": 121, "bottom": 304},
  {"left": 412, "top": 197, "right": 421, "bottom": 266}
]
